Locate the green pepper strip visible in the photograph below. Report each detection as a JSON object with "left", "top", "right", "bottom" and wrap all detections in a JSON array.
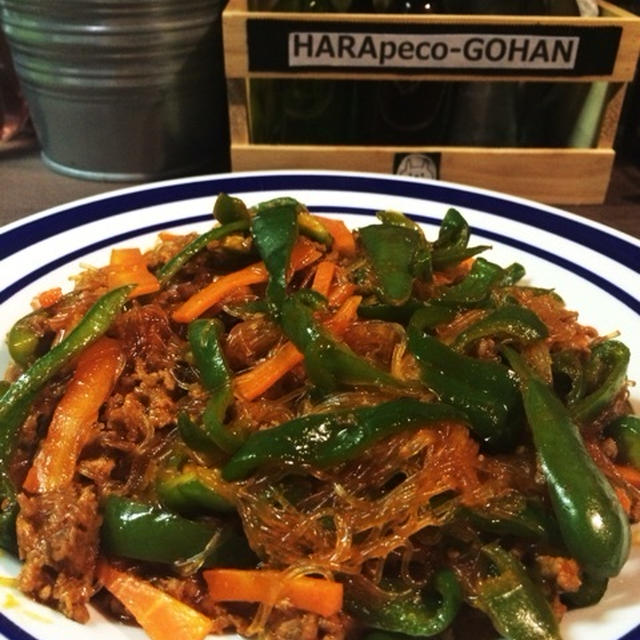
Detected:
[
  {"left": 503, "top": 346, "right": 630, "bottom": 579},
  {"left": 0, "top": 285, "right": 133, "bottom": 552},
  {"left": 155, "top": 219, "right": 250, "bottom": 285},
  {"left": 222, "top": 398, "right": 468, "bottom": 481},
  {"left": 358, "top": 300, "right": 455, "bottom": 325},
  {"left": 607, "top": 415, "right": 640, "bottom": 468},
  {"left": 495, "top": 262, "right": 526, "bottom": 287},
  {"left": 298, "top": 211, "right": 333, "bottom": 246},
  {"left": 570, "top": 340, "right": 630, "bottom": 424},
  {"left": 100, "top": 495, "right": 255, "bottom": 571},
  {"left": 462, "top": 494, "right": 557, "bottom": 542},
  {"left": 561, "top": 572, "right": 609, "bottom": 609},
  {"left": 376, "top": 210, "right": 433, "bottom": 282},
  {"left": 180, "top": 319, "right": 242, "bottom": 455},
  {"left": 435, "top": 258, "right": 506, "bottom": 309},
  {"left": 432, "top": 208, "right": 490, "bottom": 270},
  {"left": 157, "top": 465, "right": 236, "bottom": 516},
  {"left": 7, "top": 313, "right": 43, "bottom": 368},
  {"left": 551, "top": 349, "right": 587, "bottom": 407},
  {"left": 356, "top": 300, "right": 422, "bottom": 324},
  {"left": 280, "top": 296, "right": 405, "bottom": 394},
  {"left": 475, "top": 543, "right": 561, "bottom": 640},
  {"left": 452, "top": 306, "right": 548, "bottom": 353},
  {"left": 251, "top": 197, "right": 300, "bottom": 311},
  {"left": 346, "top": 569, "right": 461, "bottom": 637},
  {"left": 213, "top": 192, "right": 251, "bottom": 224},
  {"left": 359, "top": 224, "right": 423, "bottom": 305},
  {"left": 407, "top": 328, "right": 522, "bottom": 451}
]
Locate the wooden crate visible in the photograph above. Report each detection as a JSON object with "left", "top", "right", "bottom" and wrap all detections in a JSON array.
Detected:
[{"left": 222, "top": 0, "right": 640, "bottom": 204}]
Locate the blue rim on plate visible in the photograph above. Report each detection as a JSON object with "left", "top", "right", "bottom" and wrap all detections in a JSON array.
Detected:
[
  {"left": 1, "top": 172, "right": 638, "bottom": 310},
  {"left": 0, "top": 170, "right": 639, "bottom": 640}
]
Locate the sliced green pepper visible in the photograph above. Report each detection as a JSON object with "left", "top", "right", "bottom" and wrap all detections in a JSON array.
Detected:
[
  {"left": 0, "top": 285, "right": 133, "bottom": 552},
  {"left": 100, "top": 495, "right": 255, "bottom": 571},
  {"left": 451, "top": 306, "right": 548, "bottom": 353},
  {"left": 435, "top": 258, "right": 506, "bottom": 309},
  {"left": 376, "top": 210, "right": 424, "bottom": 234},
  {"left": 607, "top": 415, "right": 640, "bottom": 468},
  {"left": 375, "top": 210, "right": 433, "bottom": 282},
  {"left": 213, "top": 192, "right": 251, "bottom": 224},
  {"left": 561, "top": 572, "right": 608, "bottom": 609},
  {"left": 503, "top": 346, "right": 630, "bottom": 579},
  {"left": 155, "top": 219, "right": 250, "bottom": 285},
  {"left": 280, "top": 296, "right": 404, "bottom": 393},
  {"left": 7, "top": 315, "right": 42, "bottom": 368},
  {"left": 475, "top": 543, "right": 561, "bottom": 640},
  {"left": 407, "top": 329, "right": 522, "bottom": 450},
  {"left": 551, "top": 349, "right": 587, "bottom": 407},
  {"left": 462, "top": 494, "right": 557, "bottom": 542},
  {"left": 359, "top": 224, "right": 422, "bottom": 305},
  {"left": 222, "top": 398, "right": 468, "bottom": 481},
  {"left": 431, "top": 208, "right": 489, "bottom": 270},
  {"left": 298, "top": 211, "right": 333, "bottom": 246},
  {"left": 251, "top": 197, "right": 300, "bottom": 310},
  {"left": 157, "top": 465, "right": 236, "bottom": 515},
  {"left": 346, "top": 569, "right": 461, "bottom": 637},
  {"left": 180, "top": 318, "right": 242, "bottom": 454},
  {"left": 358, "top": 299, "right": 454, "bottom": 325},
  {"left": 571, "top": 340, "right": 630, "bottom": 424},
  {"left": 495, "top": 262, "right": 526, "bottom": 287}
]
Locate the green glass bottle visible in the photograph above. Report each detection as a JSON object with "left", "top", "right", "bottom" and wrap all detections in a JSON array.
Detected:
[
  {"left": 248, "top": 0, "right": 358, "bottom": 144},
  {"left": 353, "top": 0, "right": 455, "bottom": 145}
]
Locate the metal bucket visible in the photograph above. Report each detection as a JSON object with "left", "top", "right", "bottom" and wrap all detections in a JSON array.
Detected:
[{"left": 0, "top": 0, "right": 229, "bottom": 180}]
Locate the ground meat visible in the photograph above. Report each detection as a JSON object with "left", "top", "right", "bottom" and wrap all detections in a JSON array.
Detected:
[
  {"left": 263, "top": 605, "right": 353, "bottom": 640},
  {"left": 536, "top": 555, "right": 582, "bottom": 593},
  {"left": 148, "top": 574, "right": 254, "bottom": 636},
  {"left": 101, "top": 358, "right": 179, "bottom": 452},
  {"left": 16, "top": 484, "right": 101, "bottom": 622},
  {"left": 141, "top": 573, "right": 352, "bottom": 639}
]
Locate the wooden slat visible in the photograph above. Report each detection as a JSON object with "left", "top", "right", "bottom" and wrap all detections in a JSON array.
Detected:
[
  {"left": 229, "top": 144, "right": 614, "bottom": 204},
  {"left": 227, "top": 78, "right": 250, "bottom": 145},
  {"left": 596, "top": 83, "right": 628, "bottom": 149},
  {"left": 222, "top": 0, "right": 640, "bottom": 82}
]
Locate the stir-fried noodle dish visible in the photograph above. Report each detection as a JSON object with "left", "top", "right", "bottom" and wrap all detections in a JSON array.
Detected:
[{"left": 0, "top": 194, "right": 638, "bottom": 640}]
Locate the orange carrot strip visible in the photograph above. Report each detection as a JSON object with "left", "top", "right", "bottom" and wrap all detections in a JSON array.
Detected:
[
  {"left": 328, "top": 281, "right": 358, "bottom": 308},
  {"left": 324, "top": 295, "right": 362, "bottom": 337},
  {"left": 97, "top": 560, "right": 212, "bottom": 640},
  {"left": 173, "top": 263, "right": 268, "bottom": 324},
  {"left": 172, "top": 238, "right": 322, "bottom": 324},
  {"left": 203, "top": 568, "right": 343, "bottom": 619},
  {"left": 311, "top": 260, "right": 336, "bottom": 297},
  {"left": 235, "top": 342, "right": 303, "bottom": 401},
  {"left": 108, "top": 247, "right": 160, "bottom": 298},
  {"left": 290, "top": 236, "right": 324, "bottom": 271},
  {"left": 314, "top": 215, "right": 356, "bottom": 256},
  {"left": 234, "top": 295, "right": 361, "bottom": 401},
  {"left": 616, "top": 464, "right": 640, "bottom": 488},
  {"left": 37, "top": 287, "right": 63, "bottom": 309},
  {"left": 23, "top": 337, "right": 124, "bottom": 493}
]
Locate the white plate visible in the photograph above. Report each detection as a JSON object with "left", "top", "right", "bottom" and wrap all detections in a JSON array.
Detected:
[{"left": 0, "top": 170, "right": 638, "bottom": 640}]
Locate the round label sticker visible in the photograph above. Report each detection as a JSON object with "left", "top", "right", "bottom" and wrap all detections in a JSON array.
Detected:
[{"left": 395, "top": 153, "right": 438, "bottom": 179}]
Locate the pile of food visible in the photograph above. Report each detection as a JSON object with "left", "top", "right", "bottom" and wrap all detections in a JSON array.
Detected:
[{"left": 0, "top": 194, "right": 638, "bottom": 640}]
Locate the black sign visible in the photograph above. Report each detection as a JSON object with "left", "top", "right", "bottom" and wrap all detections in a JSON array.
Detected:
[{"left": 246, "top": 20, "right": 621, "bottom": 77}]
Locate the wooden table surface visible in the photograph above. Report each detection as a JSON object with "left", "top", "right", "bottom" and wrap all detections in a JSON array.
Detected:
[{"left": 1, "top": 141, "right": 639, "bottom": 240}]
